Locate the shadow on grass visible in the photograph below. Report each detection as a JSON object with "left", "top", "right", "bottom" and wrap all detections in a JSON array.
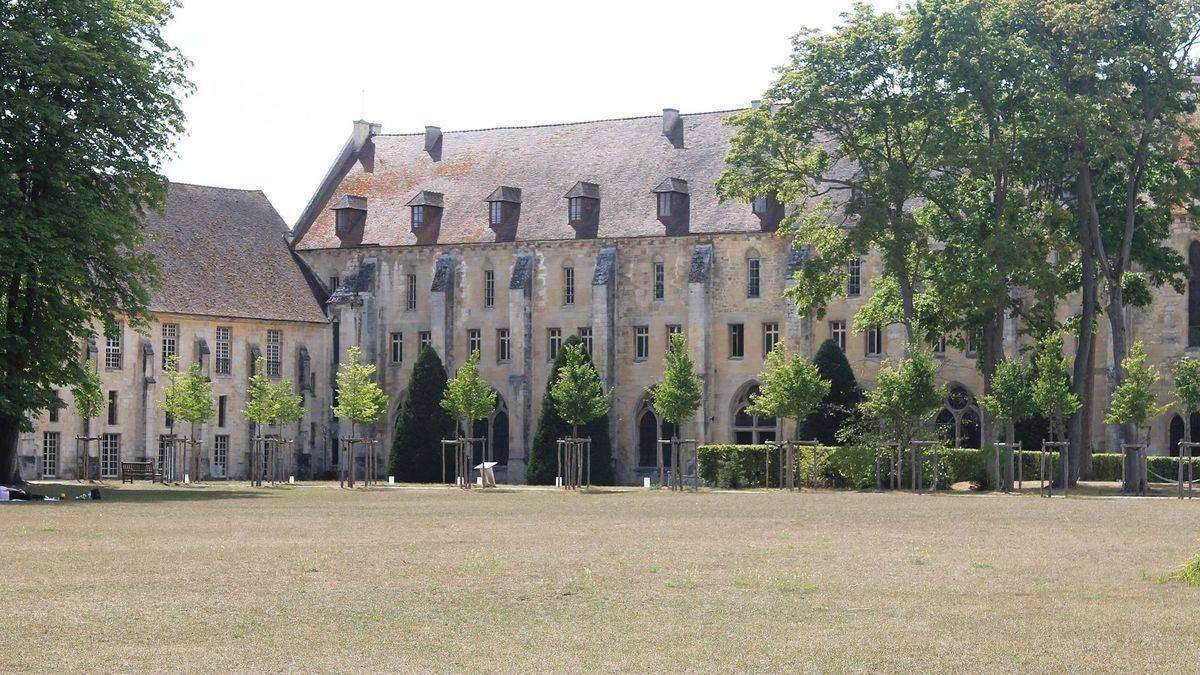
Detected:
[{"left": 30, "top": 482, "right": 275, "bottom": 503}]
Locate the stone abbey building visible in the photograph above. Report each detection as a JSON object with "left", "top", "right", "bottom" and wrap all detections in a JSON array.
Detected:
[{"left": 19, "top": 108, "right": 1200, "bottom": 483}]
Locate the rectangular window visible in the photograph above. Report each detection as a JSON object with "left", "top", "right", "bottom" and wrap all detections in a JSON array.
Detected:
[
  {"left": 577, "top": 327, "right": 593, "bottom": 356},
  {"left": 653, "top": 261, "right": 665, "bottom": 301},
  {"left": 569, "top": 197, "right": 583, "bottom": 222},
  {"left": 215, "top": 326, "right": 231, "bottom": 375},
  {"left": 548, "top": 328, "right": 562, "bottom": 361},
  {"left": 100, "top": 433, "right": 120, "bottom": 478},
  {"left": 419, "top": 331, "right": 432, "bottom": 352},
  {"left": 390, "top": 332, "right": 403, "bottom": 365},
  {"left": 752, "top": 196, "right": 770, "bottom": 214},
  {"left": 965, "top": 333, "right": 978, "bottom": 358},
  {"left": 762, "top": 322, "right": 780, "bottom": 357},
  {"left": 161, "top": 323, "right": 178, "bottom": 369},
  {"left": 729, "top": 323, "right": 745, "bottom": 359},
  {"left": 107, "top": 390, "right": 118, "bottom": 425},
  {"left": 468, "top": 329, "right": 481, "bottom": 356},
  {"left": 635, "top": 326, "right": 649, "bottom": 360},
  {"left": 213, "top": 435, "right": 229, "bottom": 478},
  {"left": 49, "top": 400, "right": 60, "bottom": 423},
  {"left": 484, "top": 270, "right": 495, "bottom": 308},
  {"left": 165, "top": 410, "right": 174, "bottom": 430},
  {"left": 830, "top": 321, "right": 847, "bottom": 352},
  {"left": 218, "top": 395, "right": 227, "bottom": 427},
  {"left": 489, "top": 201, "right": 503, "bottom": 226},
  {"left": 933, "top": 334, "right": 947, "bottom": 356},
  {"left": 497, "top": 328, "right": 511, "bottom": 363},
  {"left": 667, "top": 324, "right": 683, "bottom": 341},
  {"left": 42, "top": 432, "right": 59, "bottom": 478},
  {"left": 563, "top": 267, "right": 575, "bottom": 305},
  {"left": 105, "top": 326, "right": 122, "bottom": 370},
  {"left": 407, "top": 274, "right": 418, "bottom": 311},
  {"left": 866, "top": 325, "right": 883, "bottom": 357},
  {"left": 747, "top": 258, "right": 761, "bottom": 299},
  {"left": 412, "top": 205, "right": 425, "bottom": 227},
  {"left": 847, "top": 259, "right": 862, "bottom": 297},
  {"left": 266, "top": 330, "right": 282, "bottom": 377},
  {"left": 329, "top": 276, "right": 339, "bottom": 292},
  {"left": 657, "top": 192, "right": 671, "bottom": 217}
]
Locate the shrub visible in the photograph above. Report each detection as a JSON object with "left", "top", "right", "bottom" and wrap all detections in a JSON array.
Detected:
[
  {"left": 801, "top": 339, "right": 864, "bottom": 444},
  {"left": 527, "top": 335, "right": 614, "bottom": 485},
  {"left": 390, "top": 346, "right": 454, "bottom": 482}
]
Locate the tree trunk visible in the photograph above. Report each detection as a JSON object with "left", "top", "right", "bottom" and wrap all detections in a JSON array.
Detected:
[
  {"left": 0, "top": 412, "right": 21, "bottom": 484},
  {"left": 980, "top": 307, "right": 1004, "bottom": 488},
  {"left": 1106, "top": 291, "right": 1132, "bottom": 448},
  {"left": 1069, "top": 181, "right": 1098, "bottom": 486}
]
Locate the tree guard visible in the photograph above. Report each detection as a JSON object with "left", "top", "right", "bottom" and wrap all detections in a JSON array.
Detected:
[
  {"left": 993, "top": 441, "right": 1020, "bottom": 493},
  {"left": 250, "top": 435, "right": 295, "bottom": 487},
  {"left": 657, "top": 438, "right": 698, "bottom": 491},
  {"left": 1177, "top": 440, "right": 1200, "bottom": 499},
  {"left": 338, "top": 437, "right": 380, "bottom": 489},
  {"left": 1039, "top": 440, "right": 1070, "bottom": 497},
  {"left": 875, "top": 441, "right": 940, "bottom": 492},
  {"left": 557, "top": 437, "right": 592, "bottom": 490},
  {"left": 74, "top": 433, "right": 100, "bottom": 482}
]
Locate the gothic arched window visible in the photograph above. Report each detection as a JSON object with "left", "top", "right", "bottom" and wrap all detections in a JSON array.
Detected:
[
  {"left": 732, "top": 384, "right": 778, "bottom": 444},
  {"left": 1189, "top": 241, "right": 1200, "bottom": 346}
]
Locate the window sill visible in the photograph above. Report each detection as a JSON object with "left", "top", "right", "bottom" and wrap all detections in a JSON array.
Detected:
[{"left": 729, "top": 356, "right": 745, "bottom": 361}]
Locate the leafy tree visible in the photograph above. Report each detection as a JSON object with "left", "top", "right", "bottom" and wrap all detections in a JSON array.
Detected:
[
  {"left": 527, "top": 336, "right": 615, "bottom": 485},
  {"left": 550, "top": 342, "right": 610, "bottom": 439},
  {"left": 979, "top": 358, "right": 1035, "bottom": 489},
  {"left": 441, "top": 350, "right": 497, "bottom": 437},
  {"left": 161, "top": 355, "right": 214, "bottom": 478},
  {"left": 800, "top": 339, "right": 864, "bottom": 444},
  {"left": 390, "top": 346, "right": 454, "bottom": 482},
  {"left": 652, "top": 333, "right": 704, "bottom": 435},
  {"left": 718, "top": 3, "right": 940, "bottom": 340},
  {"left": 243, "top": 356, "right": 304, "bottom": 429},
  {"left": 858, "top": 346, "right": 944, "bottom": 478},
  {"left": 72, "top": 360, "right": 105, "bottom": 479},
  {"left": 749, "top": 344, "right": 829, "bottom": 438},
  {"left": 72, "top": 360, "right": 105, "bottom": 429},
  {"left": 0, "top": 0, "right": 191, "bottom": 482},
  {"left": 1031, "top": 335, "right": 1081, "bottom": 445},
  {"left": 332, "top": 346, "right": 388, "bottom": 438},
  {"left": 1173, "top": 356, "right": 1200, "bottom": 451},
  {"left": 1105, "top": 341, "right": 1169, "bottom": 493}
]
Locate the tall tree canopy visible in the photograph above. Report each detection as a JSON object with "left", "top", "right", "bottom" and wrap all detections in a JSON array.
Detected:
[
  {"left": 441, "top": 350, "right": 497, "bottom": 436},
  {"left": 749, "top": 344, "right": 830, "bottom": 436},
  {"left": 651, "top": 333, "right": 704, "bottom": 432},
  {"left": 799, "top": 339, "right": 864, "bottom": 444},
  {"left": 550, "top": 342, "right": 610, "bottom": 437},
  {"left": 527, "top": 335, "right": 615, "bottom": 485},
  {"left": 0, "top": 0, "right": 191, "bottom": 481},
  {"left": 390, "top": 346, "right": 454, "bottom": 483},
  {"left": 332, "top": 346, "right": 388, "bottom": 435}
]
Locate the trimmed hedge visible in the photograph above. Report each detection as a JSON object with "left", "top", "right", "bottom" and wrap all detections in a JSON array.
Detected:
[{"left": 699, "top": 444, "right": 1200, "bottom": 489}]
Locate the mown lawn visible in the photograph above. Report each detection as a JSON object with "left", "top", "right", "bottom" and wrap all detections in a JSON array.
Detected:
[{"left": 2, "top": 482, "right": 1199, "bottom": 672}]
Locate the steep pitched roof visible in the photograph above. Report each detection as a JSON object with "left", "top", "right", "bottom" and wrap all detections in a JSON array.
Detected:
[
  {"left": 293, "top": 109, "right": 773, "bottom": 249},
  {"left": 141, "top": 183, "right": 328, "bottom": 323}
]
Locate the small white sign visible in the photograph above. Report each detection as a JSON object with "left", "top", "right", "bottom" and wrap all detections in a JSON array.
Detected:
[
  {"left": 289, "top": 476, "right": 295, "bottom": 484},
  {"left": 476, "top": 476, "right": 483, "bottom": 486},
  {"left": 643, "top": 477, "right": 651, "bottom": 488},
  {"left": 555, "top": 476, "right": 562, "bottom": 487},
  {"left": 388, "top": 476, "right": 395, "bottom": 485}
]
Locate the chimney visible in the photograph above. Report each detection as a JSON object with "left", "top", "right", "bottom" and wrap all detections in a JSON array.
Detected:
[
  {"left": 662, "top": 108, "right": 683, "bottom": 149},
  {"left": 352, "top": 119, "right": 381, "bottom": 150},
  {"left": 425, "top": 125, "right": 443, "bottom": 160}
]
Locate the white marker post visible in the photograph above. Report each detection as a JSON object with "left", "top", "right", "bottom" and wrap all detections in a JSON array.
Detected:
[
  {"left": 643, "top": 477, "right": 651, "bottom": 488},
  {"left": 289, "top": 476, "right": 295, "bottom": 484},
  {"left": 388, "top": 476, "right": 395, "bottom": 485}
]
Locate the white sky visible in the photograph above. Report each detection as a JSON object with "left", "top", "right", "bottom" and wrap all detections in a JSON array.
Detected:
[{"left": 162, "top": 0, "right": 895, "bottom": 227}]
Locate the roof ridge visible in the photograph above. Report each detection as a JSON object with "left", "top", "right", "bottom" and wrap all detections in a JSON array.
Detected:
[
  {"left": 168, "top": 180, "right": 264, "bottom": 193},
  {"left": 374, "top": 107, "right": 748, "bottom": 138}
]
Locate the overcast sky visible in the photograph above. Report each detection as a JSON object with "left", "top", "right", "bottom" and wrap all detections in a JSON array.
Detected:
[{"left": 162, "top": 0, "right": 896, "bottom": 227}]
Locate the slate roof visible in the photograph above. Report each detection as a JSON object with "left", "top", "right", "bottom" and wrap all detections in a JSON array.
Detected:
[
  {"left": 293, "top": 109, "right": 780, "bottom": 249},
  {"left": 141, "top": 183, "right": 328, "bottom": 323}
]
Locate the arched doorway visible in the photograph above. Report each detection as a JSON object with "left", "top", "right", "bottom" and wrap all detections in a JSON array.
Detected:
[
  {"left": 732, "top": 384, "right": 778, "bottom": 444},
  {"left": 936, "top": 384, "right": 981, "bottom": 448},
  {"left": 636, "top": 400, "right": 678, "bottom": 467},
  {"left": 1168, "top": 412, "right": 1200, "bottom": 456}
]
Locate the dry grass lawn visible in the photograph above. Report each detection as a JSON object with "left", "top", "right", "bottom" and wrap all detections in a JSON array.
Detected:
[{"left": 3, "top": 482, "right": 1200, "bottom": 672}]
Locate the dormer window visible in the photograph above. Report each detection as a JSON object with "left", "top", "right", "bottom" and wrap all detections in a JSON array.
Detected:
[
  {"left": 564, "top": 182, "right": 600, "bottom": 238},
  {"left": 405, "top": 190, "right": 444, "bottom": 244},
  {"left": 485, "top": 186, "right": 522, "bottom": 242},
  {"left": 752, "top": 194, "right": 784, "bottom": 231},
  {"left": 330, "top": 195, "right": 367, "bottom": 247},
  {"left": 652, "top": 178, "right": 689, "bottom": 235}
]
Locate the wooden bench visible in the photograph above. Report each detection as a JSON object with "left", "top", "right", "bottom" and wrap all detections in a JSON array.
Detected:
[{"left": 120, "top": 460, "right": 157, "bottom": 483}]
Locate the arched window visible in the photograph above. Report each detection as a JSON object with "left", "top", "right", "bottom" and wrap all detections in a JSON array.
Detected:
[
  {"left": 637, "top": 403, "right": 676, "bottom": 468},
  {"left": 1189, "top": 241, "right": 1200, "bottom": 346},
  {"left": 936, "top": 384, "right": 980, "bottom": 448},
  {"left": 470, "top": 396, "right": 509, "bottom": 465},
  {"left": 1168, "top": 412, "right": 1200, "bottom": 456},
  {"left": 733, "top": 384, "right": 778, "bottom": 444}
]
